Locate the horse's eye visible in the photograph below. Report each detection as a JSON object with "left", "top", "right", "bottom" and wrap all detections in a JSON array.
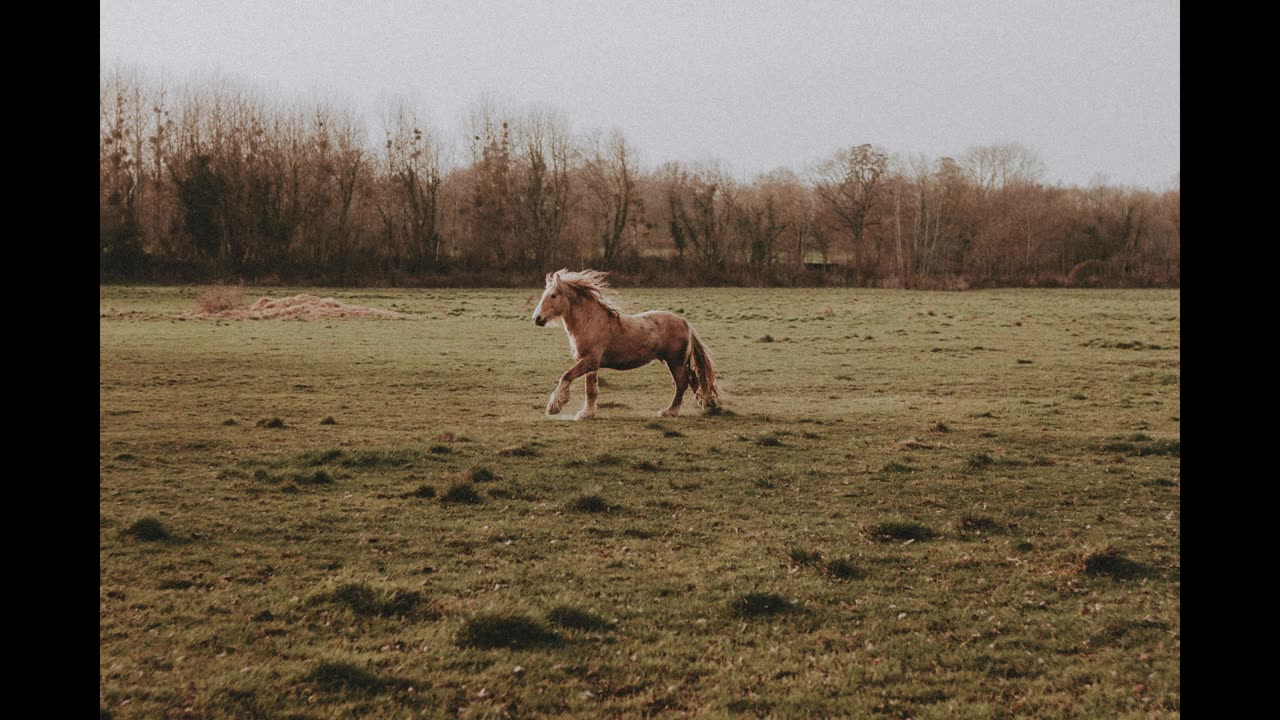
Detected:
[{"left": 551, "top": 293, "right": 558, "bottom": 298}]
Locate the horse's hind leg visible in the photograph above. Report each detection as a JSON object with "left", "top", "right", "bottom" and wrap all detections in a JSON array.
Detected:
[
  {"left": 574, "top": 371, "right": 598, "bottom": 420},
  {"left": 659, "top": 362, "right": 690, "bottom": 417}
]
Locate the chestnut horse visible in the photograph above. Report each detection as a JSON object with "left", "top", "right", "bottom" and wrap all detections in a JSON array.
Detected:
[{"left": 532, "top": 269, "right": 719, "bottom": 419}]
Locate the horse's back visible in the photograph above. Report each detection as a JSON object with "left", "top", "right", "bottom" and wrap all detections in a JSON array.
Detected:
[{"left": 600, "top": 310, "right": 689, "bottom": 369}]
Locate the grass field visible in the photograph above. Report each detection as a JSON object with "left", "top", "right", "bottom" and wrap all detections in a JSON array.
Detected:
[{"left": 100, "top": 286, "right": 1180, "bottom": 719}]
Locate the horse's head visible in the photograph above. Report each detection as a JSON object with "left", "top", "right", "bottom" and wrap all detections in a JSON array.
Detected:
[{"left": 532, "top": 269, "right": 570, "bottom": 327}]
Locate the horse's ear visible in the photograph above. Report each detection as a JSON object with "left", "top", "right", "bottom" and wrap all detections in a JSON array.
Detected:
[{"left": 545, "top": 272, "right": 554, "bottom": 285}]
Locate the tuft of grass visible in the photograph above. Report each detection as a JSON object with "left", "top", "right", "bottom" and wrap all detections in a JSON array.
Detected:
[
  {"left": 310, "top": 583, "right": 436, "bottom": 619},
  {"left": 958, "top": 513, "right": 1002, "bottom": 533},
  {"left": 702, "top": 405, "right": 736, "bottom": 417},
  {"left": 497, "top": 445, "right": 538, "bottom": 457},
  {"left": 931, "top": 421, "right": 950, "bottom": 433},
  {"left": 319, "top": 416, "right": 337, "bottom": 425},
  {"left": 406, "top": 484, "right": 436, "bottom": 498},
  {"left": 341, "top": 450, "right": 417, "bottom": 468},
  {"left": 467, "top": 466, "right": 496, "bottom": 482},
  {"left": 428, "top": 444, "right": 452, "bottom": 455},
  {"left": 593, "top": 453, "right": 626, "bottom": 466},
  {"left": 299, "top": 448, "right": 345, "bottom": 465},
  {"left": 881, "top": 461, "right": 917, "bottom": 474},
  {"left": 1083, "top": 548, "right": 1148, "bottom": 580},
  {"left": 568, "top": 494, "right": 614, "bottom": 513},
  {"left": 1138, "top": 438, "right": 1180, "bottom": 457},
  {"left": 631, "top": 459, "right": 661, "bottom": 472},
  {"left": 868, "top": 519, "right": 937, "bottom": 542},
  {"left": 1100, "top": 438, "right": 1180, "bottom": 458},
  {"left": 757, "top": 334, "right": 775, "bottom": 343},
  {"left": 440, "top": 482, "right": 482, "bottom": 505},
  {"left": 255, "top": 417, "right": 286, "bottom": 429},
  {"left": 294, "top": 469, "right": 333, "bottom": 485},
  {"left": 756, "top": 434, "right": 784, "bottom": 447},
  {"left": 663, "top": 429, "right": 685, "bottom": 438},
  {"left": 1093, "top": 618, "right": 1173, "bottom": 648},
  {"left": 456, "top": 614, "right": 561, "bottom": 649},
  {"left": 222, "top": 418, "right": 237, "bottom": 426},
  {"left": 824, "top": 557, "right": 864, "bottom": 580},
  {"left": 303, "top": 662, "right": 397, "bottom": 696},
  {"left": 158, "top": 578, "right": 195, "bottom": 590},
  {"left": 546, "top": 606, "right": 613, "bottom": 632},
  {"left": 732, "top": 592, "right": 794, "bottom": 618},
  {"left": 789, "top": 547, "right": 823, "bottom": 566},
  {"left": 966, "top": 453, "right": 996, "bottom": 470},
  {"left": 123, "top": 517, "right": 173, "bottom": 542}
]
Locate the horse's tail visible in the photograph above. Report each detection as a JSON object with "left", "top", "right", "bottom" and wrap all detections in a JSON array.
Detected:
[{"left": 684, "top": 321, "right": 720, "bottom": 409}]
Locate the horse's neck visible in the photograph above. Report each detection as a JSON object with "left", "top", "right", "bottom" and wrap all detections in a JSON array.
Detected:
[{"left": 563, "top": 299, "right": 611, "bottom": 348}]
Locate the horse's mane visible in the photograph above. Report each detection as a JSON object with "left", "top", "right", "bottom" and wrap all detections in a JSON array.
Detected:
[{"left": 555, "top": 269, "right": 623, "bottom": 318}]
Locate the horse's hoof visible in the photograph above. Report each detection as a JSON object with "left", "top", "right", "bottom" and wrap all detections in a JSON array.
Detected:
[
  {"left": 574, "top": 410, "right": 595, "bottom": 421},
  {"left": 547, "top": 402, "right": 562, "bottom": 415},
  {"left": 658, "top": 408, "right": 679, "bottom": 417}
]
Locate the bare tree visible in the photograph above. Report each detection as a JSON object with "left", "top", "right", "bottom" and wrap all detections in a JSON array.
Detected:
[
  {"left": 812, "top": 144, "right": 889, "bottom": 278},
  {"left": 662, "top": 161, "right": 737, "bottom": 270},
  {"left": 100, "top": 67, "right": 145, "bottom": 274},
  {"left": 380, "top": 101, "right": 445, "bottom": 272},
  {"left": 514, "top": 106, "right": 574, "bottom": 268},
  {"left": 464, "top": 101, "right": 515, "bottom": 266},
  {"left": 581, "top": 129, "right": 636, "bottom": 266},
  {"left": 961, "top": 142, "right": 1046, "bottom": 193}
]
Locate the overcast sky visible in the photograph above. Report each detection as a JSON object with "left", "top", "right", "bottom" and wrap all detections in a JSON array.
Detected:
[{"left": 100, "top": 0, "right": 1179, "bottom": 189}]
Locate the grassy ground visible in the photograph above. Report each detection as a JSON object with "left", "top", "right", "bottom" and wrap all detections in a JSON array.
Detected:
[{"left": 100, "top": 286, "right": 1180, "bottom": 719}]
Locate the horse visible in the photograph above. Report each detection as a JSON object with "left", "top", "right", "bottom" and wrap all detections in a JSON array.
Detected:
[{"left": 532, "top": 269, "right": 720, "bottom": 420}]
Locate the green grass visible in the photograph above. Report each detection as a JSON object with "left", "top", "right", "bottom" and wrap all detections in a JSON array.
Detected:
[{"left": 101, "top": 286, "right": 1180, "bottom": 718}]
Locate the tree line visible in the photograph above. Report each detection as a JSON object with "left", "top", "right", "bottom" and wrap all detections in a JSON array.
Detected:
[{"left": 101, "top": 68, "right": 1179, "bottom": 288}]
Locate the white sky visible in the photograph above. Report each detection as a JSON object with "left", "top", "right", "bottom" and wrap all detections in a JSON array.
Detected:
[{"left": 100, "top": 0, "right": 1180, "bottom": 188}]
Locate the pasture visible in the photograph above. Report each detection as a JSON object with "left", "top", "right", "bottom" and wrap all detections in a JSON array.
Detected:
[{"left": 100, "top": 286, "right": 1180, "bottom": 719}]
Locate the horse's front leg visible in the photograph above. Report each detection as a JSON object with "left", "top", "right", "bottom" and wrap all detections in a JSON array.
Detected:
[
  {"left": 547, "top": 357, "right": 598, "bottom": 416},
  {"left": 574, "top": 371, "right": 599, "bottom": 420}
]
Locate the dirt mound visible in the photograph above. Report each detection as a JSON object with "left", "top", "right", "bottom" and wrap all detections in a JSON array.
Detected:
[{"left": 183, "top": 294, "right": 413, "bottom": 321}]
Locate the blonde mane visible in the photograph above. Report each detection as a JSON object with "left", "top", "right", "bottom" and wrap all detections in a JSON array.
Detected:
[{"left": 555, "top": 269, "right": 623, "bottom": 318}]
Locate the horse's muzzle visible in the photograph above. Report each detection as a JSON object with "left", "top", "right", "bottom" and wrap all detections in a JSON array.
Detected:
[{"left": 534, "top": 316, "right": 546, "bottom": 327}]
